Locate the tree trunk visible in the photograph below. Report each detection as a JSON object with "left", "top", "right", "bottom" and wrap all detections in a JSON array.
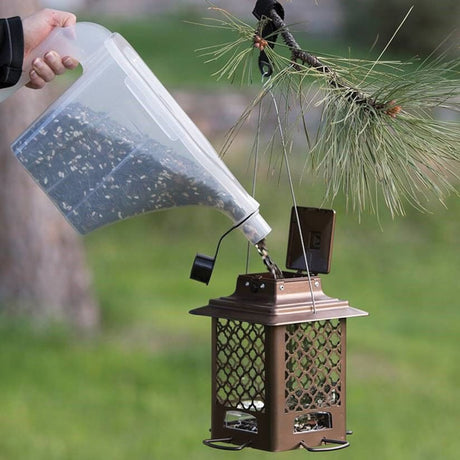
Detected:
[{"left": 0, "top": 0, "right": 99, "bottom": 329}]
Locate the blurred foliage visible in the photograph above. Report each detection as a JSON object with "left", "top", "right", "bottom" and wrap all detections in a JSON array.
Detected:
[
  {"left": 343, "top": 0, "right": 460, "bottom": 56},
  {"left": 77, "top": 11, "right": 371, "bottom": 89},
  {"left": 76, "top": 11, "right": 232, "bottom": 88}
]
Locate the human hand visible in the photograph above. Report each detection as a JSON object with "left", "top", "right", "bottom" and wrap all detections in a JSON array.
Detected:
[{"left": 22, "top": 9, "right": 79, "bottom": 89}]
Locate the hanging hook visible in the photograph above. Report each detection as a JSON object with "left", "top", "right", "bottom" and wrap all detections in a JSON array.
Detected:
[
  {"left": 258, "top": 55, "right": 273, "bottom": 77},
  {"left": 253, "top": 0, "right": 285, "bottom": 76}
]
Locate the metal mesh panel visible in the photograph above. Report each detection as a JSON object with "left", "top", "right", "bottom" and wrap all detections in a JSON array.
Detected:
[
  {"left": 215, "top": 319, "right": 265, "bottom": 412},
  {"left": 285, "top": 319, "right": 342, "bottom": 412}
]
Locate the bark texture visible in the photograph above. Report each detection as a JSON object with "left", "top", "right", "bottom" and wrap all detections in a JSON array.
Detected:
[{"left": 0, "top": 0, "right": 99, "bottom": 329}]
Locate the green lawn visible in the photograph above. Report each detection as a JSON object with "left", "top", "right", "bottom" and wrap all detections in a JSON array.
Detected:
[
  {"left": 0, "top": 11, "right": 459, "bottom": 460},
  {"left": 1, "top": 186, "right": 457, "bottom": 460}
]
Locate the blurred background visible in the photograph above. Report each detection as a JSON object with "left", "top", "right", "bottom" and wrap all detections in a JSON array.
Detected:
[{"left": 0, "top": 1, "right": 458, "bottom": 459}]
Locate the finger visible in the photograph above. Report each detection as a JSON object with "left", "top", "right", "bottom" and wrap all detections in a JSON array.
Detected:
[
  {"left": 26, "top": 69, "right": 46, "bottom": 89},
  {"left": 32, "top": 57, "right": 56, "bottom": 83},
  {"left": 43, "top": 51, "right": 66, "bottom": 75},
  {"left": 47, "top": 9, "right": 77, "bottom": 28},
  {"left": 62, "top": 56, "right": 79, "bottom": 70}
]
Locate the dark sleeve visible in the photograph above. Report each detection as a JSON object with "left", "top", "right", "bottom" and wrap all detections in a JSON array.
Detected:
[{"left": 0, "top": 17, "right": 24, "bottom": 89}]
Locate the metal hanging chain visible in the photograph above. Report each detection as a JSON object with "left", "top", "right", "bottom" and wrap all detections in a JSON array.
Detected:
[{"left": 265, "top": 78, "right": 317, "bottom": 313}]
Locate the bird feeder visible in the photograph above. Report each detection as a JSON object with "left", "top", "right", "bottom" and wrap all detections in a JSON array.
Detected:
[{"left": 190, "top": 207, "right": 368, "bottom": 452}]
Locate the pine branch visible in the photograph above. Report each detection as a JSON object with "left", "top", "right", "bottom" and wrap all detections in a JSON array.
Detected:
[
  {"left": 196, "top": 6, "right": 460, "bottom": 217},
  {"left": 268, "top": 9, "right": 389, "bottom": 112}
]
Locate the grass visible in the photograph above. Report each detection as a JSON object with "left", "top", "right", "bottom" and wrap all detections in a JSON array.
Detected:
[
  {"left": 1, "top": 11, "right": 459, "bottom": 460},
  {"left": 1, "top": 180, "right": 458, "bottom": 460}
]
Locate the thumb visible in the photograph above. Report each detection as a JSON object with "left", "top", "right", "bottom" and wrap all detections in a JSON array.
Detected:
[{"left": 46, "top": 10, "right": 77, "bottom": 28}]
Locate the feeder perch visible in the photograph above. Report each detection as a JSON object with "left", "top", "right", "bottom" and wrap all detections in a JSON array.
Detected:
[{"left": 190, "top": 207, "right": 368, "bottom": 452}]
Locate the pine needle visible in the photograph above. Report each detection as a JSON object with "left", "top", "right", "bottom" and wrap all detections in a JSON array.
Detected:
[{"left": 195, "top": 6, "right": 460, "bottom": 216}]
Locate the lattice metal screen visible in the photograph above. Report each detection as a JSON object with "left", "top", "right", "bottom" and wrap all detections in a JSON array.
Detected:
[
  {"left": 215, "top": 319, "right": 266, "bottom": 412},
  {"left": 285, "top": 319, "right": 343, "bottom": 412}
]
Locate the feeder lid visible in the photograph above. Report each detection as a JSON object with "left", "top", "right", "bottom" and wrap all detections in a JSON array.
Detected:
[
  {"left": 285, "top": 207, "right": 336, "bottom": 274},
  {"left": 190, "top": 272, "right": 368, "bottom": 326}
]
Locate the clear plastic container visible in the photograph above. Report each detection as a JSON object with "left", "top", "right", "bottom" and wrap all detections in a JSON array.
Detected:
[{"left": 10, "top": 23, "right": 271, "bottom": 244}]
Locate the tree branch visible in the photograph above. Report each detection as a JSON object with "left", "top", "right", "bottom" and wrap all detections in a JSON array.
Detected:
[{"left": 268, "top": 10, "right": 387, "bottom": 111}]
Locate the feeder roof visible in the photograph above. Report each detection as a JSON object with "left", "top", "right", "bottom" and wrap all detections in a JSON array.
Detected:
[{"left": 190, "top": 272, "right": 368, "bottom": 326}]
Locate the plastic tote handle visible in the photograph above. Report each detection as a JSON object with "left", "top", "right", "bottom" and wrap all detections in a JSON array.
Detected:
[{"left": 0, "top": 22, "right": 111, "bottom": 102}]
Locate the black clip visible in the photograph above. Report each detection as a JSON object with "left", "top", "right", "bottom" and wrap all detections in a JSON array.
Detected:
[{"left": 252, "top": 0, "right": 285, "bottom": 76}]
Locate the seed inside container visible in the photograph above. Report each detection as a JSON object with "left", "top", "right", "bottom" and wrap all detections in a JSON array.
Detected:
[{"left": 14, "top": 102, "right": 247, "bottom": 233}]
